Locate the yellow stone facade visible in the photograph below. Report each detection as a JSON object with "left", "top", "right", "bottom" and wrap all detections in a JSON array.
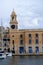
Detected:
[{"left": 10, "top": 10, "right": 43, "bottom": 54}]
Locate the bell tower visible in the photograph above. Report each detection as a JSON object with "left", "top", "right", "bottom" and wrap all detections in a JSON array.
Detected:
[
  {"left": 10, "top": 10, "right": 18, "bottom": 51},
  {"left": 10, "top": 10, "right": 18, "bottom": 31}
]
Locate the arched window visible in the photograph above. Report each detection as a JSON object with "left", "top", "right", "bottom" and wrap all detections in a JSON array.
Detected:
[
  {"left": 35, "top": 33, "right": 38, "bottom": 37},
  {"left": 35, "top": 46, "right": 39, "bottom": 53},
  {"left": 20, "top": 34, "right": 23, "bottom": 38},
  {"left": 29, "top": 47, "right": 32, "bottom": 53},
  {"left": 29, "top": 39, "right": 32, "bottom": 44},
  {"left": 12, "top": 16, "right": 14, "bottom": 20},
  {"left": 20, "top": 40, "right": 23, "bottom": 44},
  {"left": 35, "top": 39, "right": 38, "bottom": 44},
  {"left": 12, "top": 40, "right": 14, "bottom": 45},
  {"left": 29, "top": 34, "right": 31, "bottom": 37},
  {"left": 19, "top": 47, "right": 24, "bottom": 53}
]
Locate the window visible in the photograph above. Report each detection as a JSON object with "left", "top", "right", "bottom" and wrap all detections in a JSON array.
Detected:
[
  {"left": 12, "top": 40, "right": 14, "bottom": 45},
  {"left": 20, "top": 40, "right": 23, "bottom": 44},
  {"left": 12, "top": 16, "right": 14, "bottom": 20},
  {"left": 29, "top": 39, "right": 32, "bottom": 44},
  {"left": 4, "top": 43, "right": 6, "bottom": 46},
  {"left": 35, "top": 46, "right": 39, "bottom": 53},
  {"left": 29, "top": 47, "right": 32, "bottom": 53},
  {"left": 20, "top": 34, "right": 23, "bottom": 38},
  {"left": 29, "top": 34, "right": 31, "bottom": 37},
  {"left": 19, "top": 47, "right": 24, "bottom": 53},
  {"left": 7, "top": 39, "right": 10, "bottom": 41},
  {"left": 3, "top": 38, "right": 7, "bottom": 41},
  {"left": 12, "top": 35, "right": 14, "bottom": 37},
  {"left": 35, "top": 39, "right": 38, "bottom": 44},
  {"left": 35, "top": 34, "right": 38, "bottom": 37}
]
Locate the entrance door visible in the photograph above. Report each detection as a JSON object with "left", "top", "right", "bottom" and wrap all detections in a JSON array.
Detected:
[
  {"left": 12, "top": 47, "right": 15, "bottom": 53},
  {"left": 29, "top": 47, "right": 32, "bottom": 53},
  {"left": 35, "top": 46, "right": 39, "bottom": 53},
  {"left": 19, "top": 47, "right": 24, "bottom": 53}
]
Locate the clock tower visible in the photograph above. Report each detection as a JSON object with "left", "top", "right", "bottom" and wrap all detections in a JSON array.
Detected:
[{"left": 10, "top": 10, "right": 18, "bottom": 52}]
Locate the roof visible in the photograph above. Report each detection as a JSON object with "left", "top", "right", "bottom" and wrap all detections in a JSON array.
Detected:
[
  {"left": 11, "top": 10, "right": 16, "bottom": 16},
  {"left": 19, "top": 29, "right": 43, "bottom": 32}
]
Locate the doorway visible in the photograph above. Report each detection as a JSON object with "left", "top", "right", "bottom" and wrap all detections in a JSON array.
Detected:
[
  {"left": 35, "top": 46, "right": 39, "bottom": 53},
  {"left": 19, "top": 47, "right": 24, "bottom": 53}
]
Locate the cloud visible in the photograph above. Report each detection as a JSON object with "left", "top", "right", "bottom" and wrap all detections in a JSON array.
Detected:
[
  {"left": 22, "top": 18, "right": 39, "bottom": 28},
  {"left": 18, "top": 17, "right": 43, "bottom": 29},
  {"left": 31, "top": 18, "right": 39, "bottom": 26},
  {"left": 0, "top": 0, "right": 43, "bottom": 29}
]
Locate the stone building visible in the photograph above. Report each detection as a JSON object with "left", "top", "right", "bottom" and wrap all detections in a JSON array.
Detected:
[
  {"left": 0, "top": 26, "right": 5, "bottom": 50},
  {"left": 0, "top": 26, "right": 10, "bottom": 52},
  {"left": 9, "top": 10, "right": 43, "bottom": 55},
  {"left": 3, "top": 27, "right": 10, "bottom": 52}
]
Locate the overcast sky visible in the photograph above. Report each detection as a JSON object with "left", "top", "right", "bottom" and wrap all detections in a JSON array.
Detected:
[{"left": 0, "top": 0, "right": 43, "bottom": 29}]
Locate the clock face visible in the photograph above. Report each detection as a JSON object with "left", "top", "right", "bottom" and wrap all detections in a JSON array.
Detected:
[{"left": 11, "top": 25, "right": 15, "bottom": 29}]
